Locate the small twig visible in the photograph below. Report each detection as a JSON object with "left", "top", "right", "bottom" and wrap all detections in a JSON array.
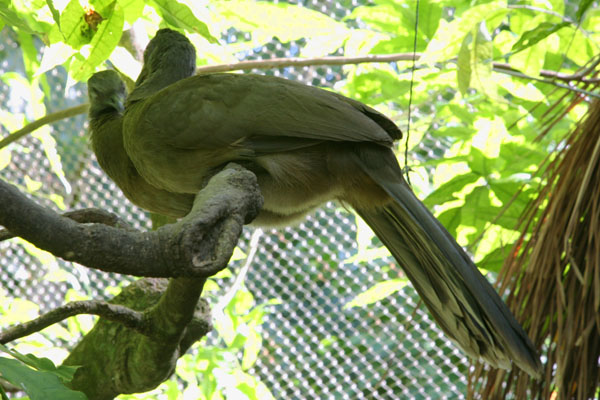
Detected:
[
  {"left": 0, "top": 300, "right": 147, "bottom": 344},
  {"left": 0, "top": 208, "right": 132, "bottom": 242},
  {"left": 0, "top": 104, "right": 88, "bottom": 150},
  {"left": 195, "top": 53, "right": 420, "bottom": 74},
  {"left": 493, "top": 61, "right": 600, "bottom": 84},
  {"left": 492, "top": 67, "right": 600, "bottom": 98}
]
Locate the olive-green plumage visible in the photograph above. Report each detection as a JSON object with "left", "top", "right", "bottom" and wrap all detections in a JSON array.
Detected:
[
  {"left": 88, "top": 28, "right": 541, "bottom": 377},
  {"left": 88, "top": 70, "right": 194, "bottom": 217}
]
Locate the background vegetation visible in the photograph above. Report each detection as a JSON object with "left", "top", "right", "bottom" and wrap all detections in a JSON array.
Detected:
[{"left": 0, "top": 0, "right": 598, "bottom": 398}]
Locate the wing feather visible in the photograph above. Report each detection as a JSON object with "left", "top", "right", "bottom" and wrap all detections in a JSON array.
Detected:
[{"left": 137, "top": 73, "right": 401, "bottom": 153}]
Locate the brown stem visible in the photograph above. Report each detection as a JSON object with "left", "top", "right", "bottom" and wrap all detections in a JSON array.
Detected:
[
  {"left": 0, "top": 104, "right": 88, "bottom": 150},
  {"left": 0, "top": 301, "right": 147, "bottom": 344}
]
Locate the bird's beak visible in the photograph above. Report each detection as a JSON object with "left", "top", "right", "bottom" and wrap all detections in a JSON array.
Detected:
[{"left": 111, "top": 93, "right": 125, "bottom": 113}]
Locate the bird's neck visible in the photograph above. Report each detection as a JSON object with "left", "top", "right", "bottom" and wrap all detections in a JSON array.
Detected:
[
  {"left": 127, "top": 66, "right": 192, "bottom": 105},
  {"left": 89, "top": 112, "right": 123, "bottom": 155},
  {"left": 89, "top": 112, "right": 134, "bottom": 193},
  {"left": 89, "top": 103, "right": 120, "bottom": 121}
]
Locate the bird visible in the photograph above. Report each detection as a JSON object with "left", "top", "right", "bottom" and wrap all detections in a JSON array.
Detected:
[
  {"left": 90, "top": 28, "right": 541, "bottom": 377},
  {"left": 88, "top": 69, "right": 194, "bottom": 217}
]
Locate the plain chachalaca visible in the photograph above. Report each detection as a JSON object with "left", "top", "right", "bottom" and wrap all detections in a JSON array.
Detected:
[
  {"left": 88, "top": 70, "right": 194, "bottom": 216},
  {"left": 89, "top": 28, "right": 541, "bottom": 377}
]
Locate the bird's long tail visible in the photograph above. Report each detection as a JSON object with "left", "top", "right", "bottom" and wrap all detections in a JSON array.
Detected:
[{"left": 351, "top": 148, "right": 541, "bottom": 378}]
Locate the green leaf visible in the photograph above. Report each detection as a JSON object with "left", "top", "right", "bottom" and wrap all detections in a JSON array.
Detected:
[
  {"left": 0, "top": 357, "right": 87, "bottom": 400},
  {"left": 70, "top": 1, "right": 124, "bottom": 81},
  {"left": 241, "top": 330, "right": 262, "bottom": 370},
  {"left": 215, "top": 1, "right": 348, "bottom": 46},
  {"left": 0, "top": 147, "right": 10, "bottom": 171},
  {"left": 446, "top": 104, "right": 476, "bottom": 125},
  {"left": 59, "top": 0, "right": 87, "bottom": 48},
  {"left": 457, "top": 21, "right": 495, "bottom": 97},
  {"left": 0, "top": 348, "right": 84, "bottom": 397},
  {"left": 488, "top": 181, "right": 535, "bottom": 229},
  {"left": 349, "top": 0, "right": 441, "bottom": 43},
  {"left": 437, "top": 206, "right": 461, "bottom": 237},
  {"left": 467, "top": 146, "right": 501, "bottom": 176},
  {"left": 421, "top": 1, "right": 507, "bottom": 64},
  {"left": 418, "top": 0, "right": 443, "bottom": 41},
  {"left": 119, "top": 0, "right": 144, "bottom": 23},
  {"left": 431, "top": 126, "right": 475, "bottom": 140},
  {"left": 231, "top": 287, "right": 254, "bottom": 316},
  {"left": 348, "top": 3, "right": 404, "bottom": 34},
  {"left": 46, "top": 0, "right": 61, "bottom": 28},
  {"left": 498, "top": 142, "right": 545, "bottom": 177},
  {"left": 0, "top": 2, "right": 39, "bottom": 34},
  {"left": 576, "top": 0, "right": 595, "bottom": 22},
  {"left": 32, "top": 130, "right": 71, "bottom": 199},
  {"left": 214, "top": 310, "right": 236, "bottom": 346},
  {"left": 424, "top": 172, "right": 479, "bottom": 207},
  {"left": 478, "top": 243, "right": 513, "bottom": 273},
  {"left": 498, "top": 78, "right": 545, "bottom": 102},
  {"left": 344, "top": 70, "right": 410, "bottom": 105},
  {"left": 546, "top": 0, "right": 565, "bottom": 15},
  {"left": 318, "top": 335, "right": 338, "bottom": 350},
  {"left": 457, "top": 32, "right": 471, "bottom": 95},
  {"left": 0, "top": 384, "right": 8, "bottom": 400},
  {"left": 470, "top": 22, "right": 495, "bottom": 99},
  {"left": 511, "top": 21, "right": 569, "bottom": 54},
  {"left": 150, "top": 0, "right": 217, "bottom": 43},
  {"left": 244, "top": 298, "right": 280, "bottom": 326},
  {"left": 16, "top": 28, "right": 39, "bottom": 80},
  {"left": 461, "top": 186, "right": 498, "bottom": 231},
  {"left": 507, "top": 13, "right": 555, "bottom": 77},
  {"left": 556, "top": 26, "right": 595, "bottom": 65},
  {"left": 344, "top": 279, "right": 408, "bottom": 309}
]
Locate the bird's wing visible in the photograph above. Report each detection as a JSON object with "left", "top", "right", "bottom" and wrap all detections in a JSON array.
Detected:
[{"left": 136, "top": 73, "right": 402, "bottom": 153}]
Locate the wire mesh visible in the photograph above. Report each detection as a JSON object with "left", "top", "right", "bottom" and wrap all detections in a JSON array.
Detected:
[{"left": 0, "top": 2, "right": 474, "bottom": 398}]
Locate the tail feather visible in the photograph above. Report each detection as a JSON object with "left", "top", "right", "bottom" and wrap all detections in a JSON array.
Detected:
[{"left": 351, "top": 148, "right": 541, "bottom": 378}]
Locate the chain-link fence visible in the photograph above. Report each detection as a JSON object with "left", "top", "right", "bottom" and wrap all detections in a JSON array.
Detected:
[{"left": 0, "top": 2, "right": 476, "bottom": 398}]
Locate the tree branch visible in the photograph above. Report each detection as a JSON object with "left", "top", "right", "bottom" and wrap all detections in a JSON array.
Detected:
[
  {"left": 194, "top": 53, "right": 419, "bottom": 74},
  {"left": 0, "top": 301, "right": 147, "bottom": 344},
  {"left": 493, "top": 60, "right": 600, "bottom": 84},
  {"left": 61, "top": 278, "right": 212, "bottom": 399},
  {"left": 0, "top": 164, "right": 263, "bottom": 278},
  {"left": 0, "top": 208, "right": 131, "bottom": 242}
]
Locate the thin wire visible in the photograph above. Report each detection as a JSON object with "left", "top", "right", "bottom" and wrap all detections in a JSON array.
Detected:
[{"left": 404, "top": 0, "right": 420, "bottom": 186}]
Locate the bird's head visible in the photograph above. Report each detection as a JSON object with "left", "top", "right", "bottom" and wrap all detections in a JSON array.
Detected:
[
  {"left": 127, "top": 28, "right": 196, "bottom": 105},
  {"left": 142, "top": 28, "right": 196, "bottom": 75},
  {"left": 88, "top": 70, "right": 126, "bottom": 119}
]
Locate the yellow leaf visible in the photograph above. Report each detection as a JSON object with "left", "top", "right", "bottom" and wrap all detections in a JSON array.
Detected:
[
  {"left": 24, "top": 175, "right": 42, "bottom": 192},
  {"left": 0, "top": 148, "right": 10, "bottom": 170}
]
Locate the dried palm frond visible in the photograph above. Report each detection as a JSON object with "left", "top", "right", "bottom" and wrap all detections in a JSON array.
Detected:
[{"left": 468, "top": 80, "right": 600, "bottom": 398}]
